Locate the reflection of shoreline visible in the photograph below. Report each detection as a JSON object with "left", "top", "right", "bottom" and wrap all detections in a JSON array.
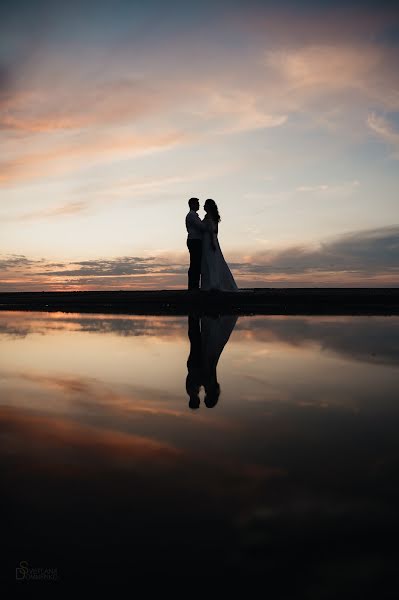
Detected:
[{"left": 186, "top": 315, "right": 237, "bottom": 409}]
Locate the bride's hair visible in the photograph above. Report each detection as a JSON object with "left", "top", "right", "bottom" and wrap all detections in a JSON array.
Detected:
[{"left": 204, "top": 199, "right": 221, "bottom": 224}]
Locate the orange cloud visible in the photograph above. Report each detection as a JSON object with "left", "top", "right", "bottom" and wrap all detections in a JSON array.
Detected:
[
  {"left": 2, "top": 31, "right": 398, "bottom": 190},
  {"left": 265, "top": 44, "right": 381, "bottom": 91},
  {"left": 1, "top": 224, "right": 398, "bottom": 292},
  {"left": 2, "top": 201, "right": 90, "bottom": 221},
  {"left": 0, "top": 129, "right": 189, "bottom": 186},
  {"left": 0, "top": 77, "right": 187, "bottom": 133}
]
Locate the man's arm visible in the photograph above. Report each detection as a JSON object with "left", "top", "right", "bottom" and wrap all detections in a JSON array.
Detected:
[{"left": 187, "top": 212, "right": 206, "bottom": 232}]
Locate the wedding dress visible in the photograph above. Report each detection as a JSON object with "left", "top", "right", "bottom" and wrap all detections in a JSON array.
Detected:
[
  {"left": 201, "top": 315, "right": 238, "bottom": 379},
  {"left": 201, "top": 218, "right": 238, "bottom": 291}
]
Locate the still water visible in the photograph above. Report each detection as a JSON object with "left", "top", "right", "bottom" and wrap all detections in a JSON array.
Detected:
[{"left": 1, "top": 311, "right": 399, "bottom": 589}]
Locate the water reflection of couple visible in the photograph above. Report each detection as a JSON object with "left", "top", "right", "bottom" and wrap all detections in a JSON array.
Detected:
[{"left": 186, "top": 314, "right": 237, "bottom": 409}]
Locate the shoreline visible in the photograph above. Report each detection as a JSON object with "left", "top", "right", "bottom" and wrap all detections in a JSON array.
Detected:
[{"left": 0, "top": 288, "right": 398, "bottom": 315}]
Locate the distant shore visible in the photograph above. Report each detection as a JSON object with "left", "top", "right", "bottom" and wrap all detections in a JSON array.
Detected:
[{"left": 0, "top": 289, "right": 398, "bottom": 315}]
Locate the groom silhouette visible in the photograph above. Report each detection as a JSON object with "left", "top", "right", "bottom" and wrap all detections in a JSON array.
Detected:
[
  {"left": 186, "top": 314, "right": 202, "bottom": 409},
  {"left": 185, "top": 197, "right": 205, "bottom": 290}
]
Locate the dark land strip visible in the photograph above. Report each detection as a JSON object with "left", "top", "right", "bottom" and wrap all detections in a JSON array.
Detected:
[{"left": 0, "top": 289, "right": 398, "bottom": 315}]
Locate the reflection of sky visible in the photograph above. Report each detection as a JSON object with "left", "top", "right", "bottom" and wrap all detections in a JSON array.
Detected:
[
  {"left": 1, "top": 1, "right": 399, "bottom": 290},
  {"left": 2, "top": 311, "right": 399, "bottom": 582},
  {"left": 1, "top": 311, "right": 398, "bottom": 437}
]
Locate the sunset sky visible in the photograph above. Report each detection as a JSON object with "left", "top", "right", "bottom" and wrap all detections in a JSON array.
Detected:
[{"left": 1, "top": 0, "right": 398, "bottom": 290}]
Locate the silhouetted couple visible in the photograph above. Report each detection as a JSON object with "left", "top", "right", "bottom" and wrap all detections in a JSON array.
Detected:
[
  {"left": 185, "top": 198, "right": 238, "bottom": 291},
  {"left": 186, "top": 314, "right": 237, "bottom": 409}
]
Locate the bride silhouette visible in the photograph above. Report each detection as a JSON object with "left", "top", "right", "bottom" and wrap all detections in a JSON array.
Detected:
[
  {"left": 186, "top": 314, "right": 237, "bottom": 409},
  {"left": 201, "top": 199, "right": 238, "bottom": 292}
]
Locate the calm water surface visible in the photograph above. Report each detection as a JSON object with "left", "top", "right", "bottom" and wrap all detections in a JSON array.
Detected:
[{"left": 1, "top": 311, "right": 399, "bottom": 589}]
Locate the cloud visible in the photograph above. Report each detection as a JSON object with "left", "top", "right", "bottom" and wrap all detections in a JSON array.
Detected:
[
  {"left": 261, "top": 42, "right": 399, "bottom": 133},
  {"left": 0, "top": 79, "right": 159, "bottom": 133},
  {"left": 2, "top": 169, "right": 219, "bottom": 221},
  {"left": 0, "top": 9, "right": 397, "bottom": 236},
  {"left": 296, "top": 180, "right": 360, "bottom": 194},
  {"left": 0, "top": 3, "right": 398, "bottom": 192},
  {"left": 367, "top": 111, "right": 399, "bottom": 156},
  {"left": 266, "top": 44, "right": 381, "bottom": 91},
  {"left": 0, "top": 225, "right": 398, "bottom": 291},
  {"left": 0, "top": 254, "right": 44, "bottom": 270},
  {"left": 296, "top": 184, "right": 329, "bottom": 192},
  {"left": 42, "top": 256, "right": 185, "bottom": 277},
  {"left": 2, "top": 201, "right": 91, "bottom": 221},
  {"left": 236, "top": 225, "right": 399, "bottom": 277},
  {"left": 192, "top": 89, "right": 288, "bottom": 134},
  {"left": 0, "top": 253, "right": 187, "bottom": 291},
  {"left": 0, "top": 78, "right": 288, "bottom": 187},
  {"left": 0, "top": 129, "right": 189, "bottom": 186}
]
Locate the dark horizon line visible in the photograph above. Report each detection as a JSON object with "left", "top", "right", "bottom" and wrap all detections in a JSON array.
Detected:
[{"left": 0, "top": 288, "right": 398, "bottom": 316}]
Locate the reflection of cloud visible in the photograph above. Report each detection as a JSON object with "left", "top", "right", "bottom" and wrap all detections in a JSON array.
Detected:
[
  {"left": 1, "top": 310, "right": 398, "bottom": 369},
  {"left": 0, "top": 404, "right": 276, "bottom": 488},
  {"left": 0, "top": 321, "right": 31, "bottom": 339},
  {"left": 0, "top": 312, "right": 187, "bottom": 339},
  {"left": 1, "top": 374, "right": 189, "bottom": 423},
  {"left": 235, "top": 316, "right": 399, "bottom": 367},
  {"left": 2, "top": 387, "right": 398, "bottom": 583},
  {"left": 1, "top": 370, "right": 234, "bottom": 430},
  {"left": 0, "top": 406, "right": 182, "bottom": 464},
  {"left": 0, "top": 405, "right": 281, "bottom": 576}
]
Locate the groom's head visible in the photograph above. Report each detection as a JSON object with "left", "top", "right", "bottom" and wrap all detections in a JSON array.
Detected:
[{"left": 188, "top": 197, "right": 200, "bottom": 212}]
